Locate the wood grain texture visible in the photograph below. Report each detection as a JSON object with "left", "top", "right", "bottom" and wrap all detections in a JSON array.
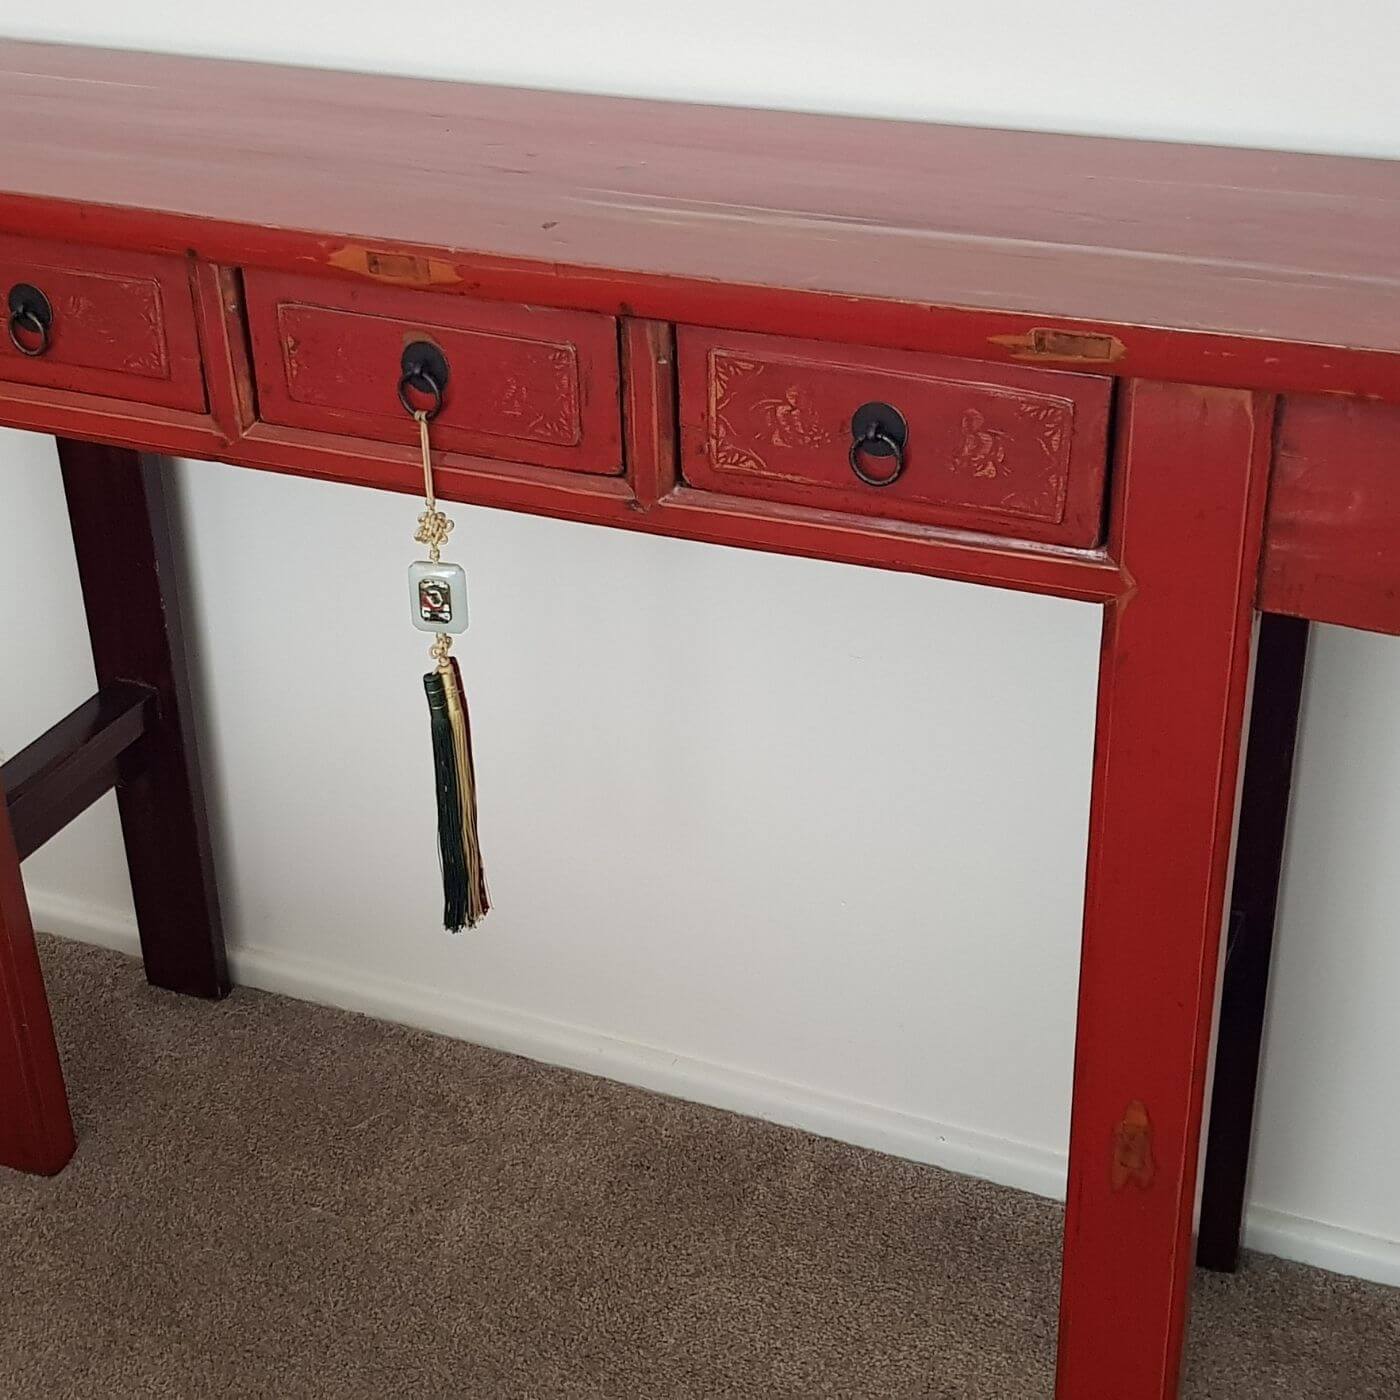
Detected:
[
  {"left": 678, "top": 326, "right": 1110, "bottom": 545},
  {"left": 1057, "top": 382, "right": 1272, "bottom": 1400},
  {"left": 1260, "top": 396, "right": 1400, "bottom": 635},
  {"left": 1, "top": 41, "right": 1399, "bottom": 401}
]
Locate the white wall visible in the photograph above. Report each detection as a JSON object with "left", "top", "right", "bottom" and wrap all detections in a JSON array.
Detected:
[
  {"left": 2, "top": 4, "right": 1398, "bottom": 1285},
  {"left": 5, "top": 3, "right": 1400, "bottom": 157}
]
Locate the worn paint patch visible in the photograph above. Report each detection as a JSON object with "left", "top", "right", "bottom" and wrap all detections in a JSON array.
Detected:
[
  {"left": 1111, "top": 1099, "right": 1156, "bottom": 1190},
  {"left": 326, "top": 245, "right": 462, "bottom": 287},
  {"left": 991, "top": 327, "right": 1126, "bottom": 364}
]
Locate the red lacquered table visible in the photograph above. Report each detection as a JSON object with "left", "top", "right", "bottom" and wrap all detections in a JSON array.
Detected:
[{"left": 0, "top": 41, "right": 1396, "bottom": 1399}]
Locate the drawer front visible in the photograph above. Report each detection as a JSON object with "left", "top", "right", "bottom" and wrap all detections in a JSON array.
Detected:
[
  {"left": 0, "top": 235, "right": 206, "bottom": 411},
  {"left": 245, "top": 271, "right": 622, "bottom": 474},
  {"left": 678, "top": 328, "right": 1111, "bottom": 545}
]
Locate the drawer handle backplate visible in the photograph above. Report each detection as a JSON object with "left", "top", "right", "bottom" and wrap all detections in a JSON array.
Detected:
[
  {"left": 849, "top": 401, "right": 908, "bottom": 487},
  {"left": 6, "top": 283, "right": 53, "bottom": 358},
  {"left": 398, "top": 339, "right": 450, "bottom": 420}
]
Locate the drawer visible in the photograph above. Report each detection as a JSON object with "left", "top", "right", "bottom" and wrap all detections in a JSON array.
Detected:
[
  {"left": 245, "top": 271, "right": 622, "bottom": 474},
  {"left": 0, "top": 235, "right": 206, "bottom": 411},
  {"left": 678, "top": 328, "right": 1111, "bottom": 545}
]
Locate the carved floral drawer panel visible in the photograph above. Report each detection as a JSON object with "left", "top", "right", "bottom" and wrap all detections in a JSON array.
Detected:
[
  {"left": 677, "top": 327, "right": 1112, "bottom": 545},
  {"left": 244, "top": 271, "right": 623, "bottom": 474},
  {"left": 0, "top": 235, "right": 206, "bottom": 411}
]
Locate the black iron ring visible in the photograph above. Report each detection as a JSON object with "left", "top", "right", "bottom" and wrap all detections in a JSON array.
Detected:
[
  {"left": 398, "top": 364, "right": 444, "bottom": 420},
  {"left": 7, "top": 306, "right": 50, "bottom": 358},
  {"left": 849, "top": 426, "right": 906, "bottom": 487}
]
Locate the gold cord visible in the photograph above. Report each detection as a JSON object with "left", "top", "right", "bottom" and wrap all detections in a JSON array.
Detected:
[{"left": 417, "top": 410, "right": 435, "bottom": 507}]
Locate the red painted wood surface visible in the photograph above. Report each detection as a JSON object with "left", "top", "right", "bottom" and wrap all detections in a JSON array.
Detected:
[
  {"left": 0, "top": 233, "right": 205, "bottom": 411},
  {"left": 194, "top": 261, "right": 258, "bottom": 443},
  {"left": 1057, "top": 382, "right": 1272, "bottom": 1399},
  {"left": 0, "top": 361, "right": 1130, "bottom": 607},
  {"left": 0, "top": 773, "right": 75, "bottom": 1176},
  {"left": 622, "top": 319, "right": 678, "bottom": 508},
  {"left": 1260, "top": 396, "right": 1400, "bottom": 636},
  {"left": 244, "top": 271, "right": 622, "bottom": 474},
  {"left": 1, "top": 42, "right": 1399, "bottom": 402},
  {"left": 678, "top": 327, "right": 1110, "bottom": 545},
  {"left": 1, "top": 38, "right": 1398, "bottom": 1400}
]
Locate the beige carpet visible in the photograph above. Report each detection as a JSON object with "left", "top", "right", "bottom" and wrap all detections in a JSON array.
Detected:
[{"left": 1, "top": 936, "right": 1396, "bottom": 1399}]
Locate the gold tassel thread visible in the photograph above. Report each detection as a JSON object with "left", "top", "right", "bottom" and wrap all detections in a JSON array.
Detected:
[{"left": 443, "top": 654, "right": 488, "bottom": 928}]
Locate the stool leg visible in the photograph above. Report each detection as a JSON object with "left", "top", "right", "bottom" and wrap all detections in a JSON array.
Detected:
[
  {"left": 0, "top": 773, "right": 75, "bottom": 1175},
  {"left": 57, "top": 441, "right": 229, "bottom": 1000},
  {"left": 1055, "top": 383, "right": 1272, "bottom": 1400},
  {"left": 1197, "top": 612, "right": 1310, "bottom": 1271}
]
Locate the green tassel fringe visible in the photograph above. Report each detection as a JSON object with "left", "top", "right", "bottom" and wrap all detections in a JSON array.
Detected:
[
  {"left": 424, "top": 669, "right": 470, "bottom": 932},
  {"left": 424, "top": 662, "right": 489, "bottom": 932}
]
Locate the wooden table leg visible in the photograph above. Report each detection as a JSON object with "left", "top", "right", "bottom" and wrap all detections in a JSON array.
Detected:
[
  {"left": 1197, "top": 612, "right": 1310, "bottom": 1271},
  {"left": 57, "top": 441, "right": 229, "bottom": 1000},
  {"left": 0, "top": 771, "right": 75, "bottom": 1175},
  {"left": 1055, "top": 382, "right": 1272, "bottom": 1399}
]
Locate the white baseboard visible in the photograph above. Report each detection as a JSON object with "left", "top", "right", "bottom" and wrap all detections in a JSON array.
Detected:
[
  {"left": 27, "top": 890, "right": 1400, "bottom": 1290},
  {"left": 32, "top": 889, "right": 144, "bottom": 955},
  {"left": 1244, "top": 1207, "right": 1400, "bottom": 1288},
  {"left": 26, "top": 891, "right": 1067, "bottom": 1201},
  {"left": 236, "top": 933, "right": 1072, "bottom": 1200}
]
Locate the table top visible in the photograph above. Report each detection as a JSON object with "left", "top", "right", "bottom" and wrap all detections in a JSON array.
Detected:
[{"left": 2, "top": 39, "right": 1399, "bottom": 363}]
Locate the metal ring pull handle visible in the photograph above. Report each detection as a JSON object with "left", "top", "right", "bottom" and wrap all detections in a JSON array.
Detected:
[
  {"left": 397, "top": 340, "right": 450, "bottom": 420},
  {"left": 848, "top": 401, "right": 909, "bottom": 487},
  {"left": 7, "top": 283, "right": 53, "bottom": 358},
  {"left": 398, "top": 365, "right": 443, "bottom": 419}
]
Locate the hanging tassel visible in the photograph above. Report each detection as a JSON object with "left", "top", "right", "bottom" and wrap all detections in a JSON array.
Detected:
[
  {"left": 424, "top": 664, "right": 471, "bottom": 932},
  {"left": 409, "top": 407, "right": 489, "bottom": 931}
]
